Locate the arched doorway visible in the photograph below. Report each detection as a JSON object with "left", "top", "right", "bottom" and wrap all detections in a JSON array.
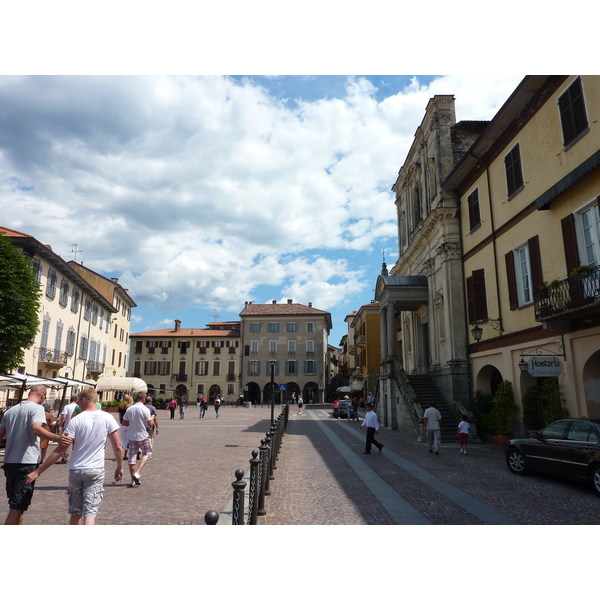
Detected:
[
  {"left": 209, "top": 385, "right": 221, "bottom": 403},
  {"left": 303, "top": 382, "right": 319, "bottom": 404},
  {"left": 264, "top": 382, "right": 282, "bottom": 404},
  {"left": 286, "top": 382, "right": 300, "bottom": 404},
  {"left": 246, "top": 382, "right": 260, "bottom": 405},
  {"left": 475, "top": 365, "right": 503, "bottom": 396},
  {"left": 175, "top": 384, "right": 187, "bottom": 401},
  {"left": 583, "top": 350, "right": 600, "bottom": 418}
]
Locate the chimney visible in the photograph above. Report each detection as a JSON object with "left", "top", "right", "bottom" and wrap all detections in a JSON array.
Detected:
[
  {"left": 174, "top": 319, "right": 181, "bottom": 332},
  {"left": 111, "top": 278, "right": 119, "bottom": 282},
  {"left": 308, "top": 302, "right": 312, "bottom": 308},
  {"left": 272, "top": 300, "right": 277, "bottom": 304},
  {"left": 287, "top": 299, "right": 293, "bottom": 304}
]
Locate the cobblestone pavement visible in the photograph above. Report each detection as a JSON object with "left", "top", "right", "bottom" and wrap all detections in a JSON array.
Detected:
[{"left": 4, "top": 403, "right": 600, "bottom": 525}]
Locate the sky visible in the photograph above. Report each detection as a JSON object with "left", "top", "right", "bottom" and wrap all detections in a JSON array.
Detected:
[{"left": 0, "top": 73, "right": 525, "bottom": 339}]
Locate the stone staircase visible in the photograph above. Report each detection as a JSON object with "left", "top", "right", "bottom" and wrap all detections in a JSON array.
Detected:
[{"left": 407, "top": 375, "right": 457, "bottom": 444}]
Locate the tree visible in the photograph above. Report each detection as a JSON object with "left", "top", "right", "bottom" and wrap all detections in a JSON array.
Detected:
[{"left": 0, "top": 234, "right": 41, "bottom": 373}]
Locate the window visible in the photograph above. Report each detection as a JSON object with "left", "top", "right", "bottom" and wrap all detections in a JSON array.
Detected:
[
  {"left": 467, "top": 188, "right": 481, "bottom": 231},
  {"left": 196, "top": 361, "right": 208, "bottom": 376},
  {"left": 71, "top": 288, "right": 80, "bottom": 313},
  {"left": 304, "top": 360, "right": 316, "bottom": 375},
  {"left": 41, "top": 314, "right": 50, "bottom": 349},
  {"left": 227, "top": 384, "right": 235, "bottom": 395},
  {"left": 146, "top": 341, "right": 157, "bottom": 354},
  {"left": 32, "top": 258, "right": 42, "bottom": 283},
  {"left": 504, "top": 143, "right": 524, "bottom": 197},
  {"left": 99, "top": 309, "right": 104, "bottom": 330},
  {"left": 144, "top": 361, "right": 157, "bottom": 376},
  {"left": 288, "top": 340, "right": 296, "bottom": 352},
  {"left": 250, "top": 340, "right": 259, "bottom": 353},
  {"left": 84, "top": 299, "right": 92, "bottom": 321},
  {"left": 133, "top": 361, "right": 141, "bottom": 377},
  {"left": 285, "top": 360, "right": 297, "bottom": 375},
  {"left": 506, "top": 236, "right": 542, "bottom": 310},
  {"left": 286, "top": 322, "right": 297, "bottom": 333},
  {"left": 559, "top": 77, "right": 588, "bottom": 147},
  {"left": 65, "top": 328, "right": 76, "bottom": 356},
  {"left": 269, "top": 340, "right": 277, "bottom": 352},
  {"left": 306, "top": 322, "right": 314, "bottom": 333},
  {"left": 227, "top": 340, "right": 238, "bottom": 353},
  {"left": 197, "top": 340, "right": 209, "bottom": 353},
  {"left": 197, "top": 384, "right": 205, "bottom": 394},
  {"left": 159, "top": 384, "right": 166, "bottom": 395},
  {"left": 466, "top": 269, "right": 488, "bottom": 324},
  {"left": 158, "top": 361, "right": 170, "bottom": 376},
  {"left": 306, "top": 340, "right": 314, "bottom": 352},
  {"left": 135, "top": 340, "right": 143, "bottom": 353},
  {"left": 92, "top": 303, "right": 99, "bottom": 325},
  {"left": 54, "top": 321, "right": 63, "bottom": 352},
  {"left": 213, "top": 361, "right": 221, "bottom": 376},
  {"left": 579, "top": 202, "right": 600, "bottom": 266},
  {"left": 248, "top": 360, "right": 260, "bottom": 375},
  {"left": 268, "top": 323, "right": 279, "bottom": 333},
  {"left": 249, "top": 323, "right": 261, "bottom": 333},
  {"left": 178, "top": 341, "right": 189, "bottom": 354},
  {"left": 213, "top": 341, "right": 223, "bottom": 354},
  {"left": 79, "top": 335, "right": 89, "bottom": 360},
  {"left": 266, "top": 360, "right": 278, "bottom": 375},
  {"left": 59, "top": 280, "right": 69, "bottom": 306},
  {"left": 46, "top": 269, "right": 57, "bottom": 299},
  {"left": 159, "top": 340, "right": 171, "bottom": 353}
]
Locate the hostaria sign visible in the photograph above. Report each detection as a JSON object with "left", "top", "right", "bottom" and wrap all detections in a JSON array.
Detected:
[{"left": 527, "top": 356, "right": 563, "bottom": 377}]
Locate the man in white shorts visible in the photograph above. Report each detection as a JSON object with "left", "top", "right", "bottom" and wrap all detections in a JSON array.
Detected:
[
  {"left": 122, "top": 391, "right": 154, "bottom": 487},
  {"left": 26, "top": 387, "right": 123, "bottom": 525}
]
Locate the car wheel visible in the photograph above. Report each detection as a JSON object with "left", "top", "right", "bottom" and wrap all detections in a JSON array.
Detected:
[
  {"left": 589, "top": 465, "right": 600, "bottom": 496},
  {"left": 506, "top": 447, "right": 527, "bottom": 475}
]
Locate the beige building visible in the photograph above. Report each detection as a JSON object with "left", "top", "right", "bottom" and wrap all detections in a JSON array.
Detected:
[
  {"left": 68, "top": 262, "right": 136, "bottom": 379},
  {"left": 350, "top": 302, "right": 381, "bottom": 399},
  {"left": 129, "top": 320, "right": 241, "bottom": 402},
  {"left": 1, "top": 226, "right": 118, "bottom": 406},
  {"left": 239, "top": 300, "right": 332, "bottom": 404},
  {"left": 444, "top": 75, "right": 600, "bottom": 429},
  {"left": 375, "top": 96, "right": 484, "bottom": 432}
]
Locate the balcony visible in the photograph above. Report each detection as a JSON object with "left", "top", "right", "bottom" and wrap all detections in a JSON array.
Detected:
[
  {"left": 356, "top": 335, "right": 366, "bottom": 347},
  {"left": 534, "top": 265, "right": 600, "bottom": 322},
  {"left": 37, "top": 347, "right": 68, "bottom": 367},
  {"left": 348, "top": 345, "right": 356, "bottom": 355},
  {"left": 86, "top": 361, "right": 105, "bottom": 375},
  {"left": 174, "top": 374, "right": 188, "bottom": 381}
]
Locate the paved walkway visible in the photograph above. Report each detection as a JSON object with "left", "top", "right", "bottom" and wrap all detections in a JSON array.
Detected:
[{"left": 3, "top": 403, "right": 600, "bottom": 525}]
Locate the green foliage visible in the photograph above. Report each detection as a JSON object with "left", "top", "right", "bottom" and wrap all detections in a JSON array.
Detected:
[
  {"left": 521, "top": 386, "right": 544, "bottom": 430},
  {"left": 474, "top": 382, "right": 520, "bottom": 435},
  {"left": 540, "top": 377, "right": 568, "bottom": 425},
  {"left": 0, "top": 235, "right": 41, "bottom": 373},
  {"left": 102, "top": 399, "right": 122, "bottom": 407}
]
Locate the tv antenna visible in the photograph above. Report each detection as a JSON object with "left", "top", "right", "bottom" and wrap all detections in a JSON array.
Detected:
[
  {"left": 211, "top": 311, "right": 220, "bottom": 322},
  {"left": 69, "top": 244, "right": 82, "bottom": 262}
]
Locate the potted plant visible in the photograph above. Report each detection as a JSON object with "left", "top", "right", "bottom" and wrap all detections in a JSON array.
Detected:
[
  {"left": 521, "top": 386, "right": 544, "bottom": 433},
  {"left": 474, "top": 382, "right": 519, "bottom": 445}
]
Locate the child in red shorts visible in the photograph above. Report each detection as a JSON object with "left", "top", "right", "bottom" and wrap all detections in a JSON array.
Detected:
[{"left": 458, "top": 414, "right": 470, "bottom": 454}]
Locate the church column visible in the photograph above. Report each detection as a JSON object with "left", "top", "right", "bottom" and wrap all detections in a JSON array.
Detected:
[
  {"left": 387, "top": 302, "right": 396, "bottom": 359},
  {"left": 380, "top": 304, "right": 388, "bottom": 361}
]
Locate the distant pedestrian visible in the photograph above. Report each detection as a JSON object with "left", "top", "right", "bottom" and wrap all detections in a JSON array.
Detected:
[
  {"left": 424, "top": 402, "right": 443, "bottom": 455},
  {"left": 332, "top": 399, "right": 340, "bottom": 419},
  {"left": 57, "top": 396, "right": 78, "bottom": 463},
  {"left": 351, "top": 398, "right": 360, "bottom": 422},
  {"left": 198, "top": 395, "right": 207, "bottom": 418},
  {"left": 168, "top": 397, "right": 177, "bottom": 420},
  {"left": 179, "top": 396, "right": 186, "bottom": 420},
  {"left": 214, "top": 396, "right": 221, "bottom": 418},
  {"left": 145, "top": 396, "right": 159, "bottom": 448},
  {"left": 0, "top": 384, "right": 62, "bottom": 525},
  {"left": 39, "top": 405, "right": 56, "bottom": 463},
  {"left": 291, "top": 392, "right": 296, "bottom": 405},
  {"left": 25, "top": 386, "right": 123, "bottom": 525},
  {"left": 360, "top": 404, "right": 383, "bottom": 454},
  {"left": 458, "top": 415, "right": 470, "bottom": 455},
  {"left": 359, "top": 397, "right": 365, "bottom": 410},
  {"left": 297, "top": 395, "right": 304, "bottom": 415}
]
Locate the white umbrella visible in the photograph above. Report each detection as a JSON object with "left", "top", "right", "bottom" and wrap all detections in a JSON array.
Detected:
[
  {"left": 95, "top": 377, "right": 148, "bottom": 394},
  {"left": 336, "top": 386, "right": 352, "bottom": 393}
]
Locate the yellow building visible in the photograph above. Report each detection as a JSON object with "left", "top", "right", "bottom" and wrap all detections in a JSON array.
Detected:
[
  {"left": 129, "top": 320, "right": 240, "bottom": 403},
  {"left": 350, "top": 302, "right": 381, "bottom": 399},
  {"left": 444, "top": 75, "right": 600, "bottom": 429}
]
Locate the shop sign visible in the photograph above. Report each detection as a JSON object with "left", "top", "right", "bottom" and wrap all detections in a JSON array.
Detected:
[{"left": 527, "top": 356, "right": 563, "bottom": 377}]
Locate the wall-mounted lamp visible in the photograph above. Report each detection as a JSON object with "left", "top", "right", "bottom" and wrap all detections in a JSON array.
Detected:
[
  {"left": 518, "top": 358, "right": 528, "bottom": 372},
  {"left": 470, "top": 318, "right": 502, "bottom": 342}
]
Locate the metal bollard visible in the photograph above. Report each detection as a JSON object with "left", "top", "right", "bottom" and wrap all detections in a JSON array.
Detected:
[
  {"left": 205, "top": 510, "right": 219, "bottom": 525},
  {"left": 257, "top": 438, "right": 268, "bottom": 516},
  {"left": 247, "top": 449, "right": 260, "bottom": 525},
  {"left": 231, "top": 468, "right": 246, "bottom": 525},
  {"left": 264, "top": 431, "right": 273, "bottom": 494}
]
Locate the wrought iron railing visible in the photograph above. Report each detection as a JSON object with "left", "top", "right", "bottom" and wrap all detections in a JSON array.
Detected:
[
  {"left": 388, "top": 356, "right": 424, "bottom": 440},
  {"left": 534, "top": 265, "right": 600, "bottom": 320},
  {"left": 37, "top": 347, "right": 68, "bottom": 364}
]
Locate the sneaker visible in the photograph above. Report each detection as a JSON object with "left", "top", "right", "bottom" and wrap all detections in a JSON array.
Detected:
[
  {"left": 435, "top": 451, "right": 440, "bottom": 455},
  {"left": 133, "top": 472, "right": 141, "bottom": 486},
  {"left": 464, "top": 450, "right": 467, "bottom": 455},
  {"left": 129, "top": 480, "right": 137, "bottom": 488},
  {"left": 460, "top": 449, "right": 464, "bottom": 454}
]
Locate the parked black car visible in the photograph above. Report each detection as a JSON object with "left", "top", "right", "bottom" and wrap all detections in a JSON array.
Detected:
[{"left": 505, "top": 418, "right": 600, "bottom": 496}]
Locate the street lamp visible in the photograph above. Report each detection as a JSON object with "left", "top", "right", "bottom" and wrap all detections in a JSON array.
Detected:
[
  {"left": 518, "top": 358, "right": 528, "bottom": 373},
  {"left": 270, "top": 361, "right": 276, "bottom": 428}
]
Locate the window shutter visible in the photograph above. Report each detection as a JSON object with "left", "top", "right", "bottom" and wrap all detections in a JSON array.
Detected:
[
  {"left": 468, "top": 269, "right": 488, "bottom": 322},
  {"left": 505, "top": 251, "right": 519, "bottom": 310},
  {"left": 528, "top": 235, "right": 543, "bottom": 291},
  {"left": 466, "top": 276, "right": 476, "bottom": 324},
  {"left": 561, "top": 214, "right": 580, "bottom": 275}
]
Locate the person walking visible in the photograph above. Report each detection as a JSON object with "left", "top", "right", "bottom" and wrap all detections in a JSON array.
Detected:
[
  {"left": 351, "top": 398, "right": 360, "bottom": 422},
  {"left": 168, "top": 397, "right": 177, "bottom": 420},
  {"left": 122, "top": 391, "right": 155, "bottom": 487},
  {"left": 118, "top": 395, "right": 133, "bottom": 459},
  {"left": 360, "top": 403, "right": 383, "bottom": 454},
  {"left": 57, "top": 395, "right": 78, "bottom": 463},
  {"left": 0, "top": 384, "right": 62, "bottom": 525},
  {"left": 424, "top": 401, "right": 443, "bottom": 455},
  {"left": 145, "top": 396, "right": 159, "bottom": 449},
  {"left": 214, "top": 396, "right": 221, "bottom": 418},
  {"left": 297, "top": 395, "right": 304, "bottom": 415},
  {"left": 198, "top": 395, "right": 207, "bottom": 418},
  {"left": 25, "top": 387, "right": 123, "bottom": 525},
  {"left": 39, "top": 405, "right": 56, "bottom": 463},
  {"left": 178, "top": 396, "right": 186, "bottom": 420},
  {"left": 457, "top": 414, "right": 470, "bottom": 454}
]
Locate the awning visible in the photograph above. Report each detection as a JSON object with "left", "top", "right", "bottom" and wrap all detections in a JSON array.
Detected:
[
  {"left": 95, "top": 377, "right": 148, "bottom": 394},
  {"left": 336, "top": 386, "right": 352, "bottom": 393}
]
